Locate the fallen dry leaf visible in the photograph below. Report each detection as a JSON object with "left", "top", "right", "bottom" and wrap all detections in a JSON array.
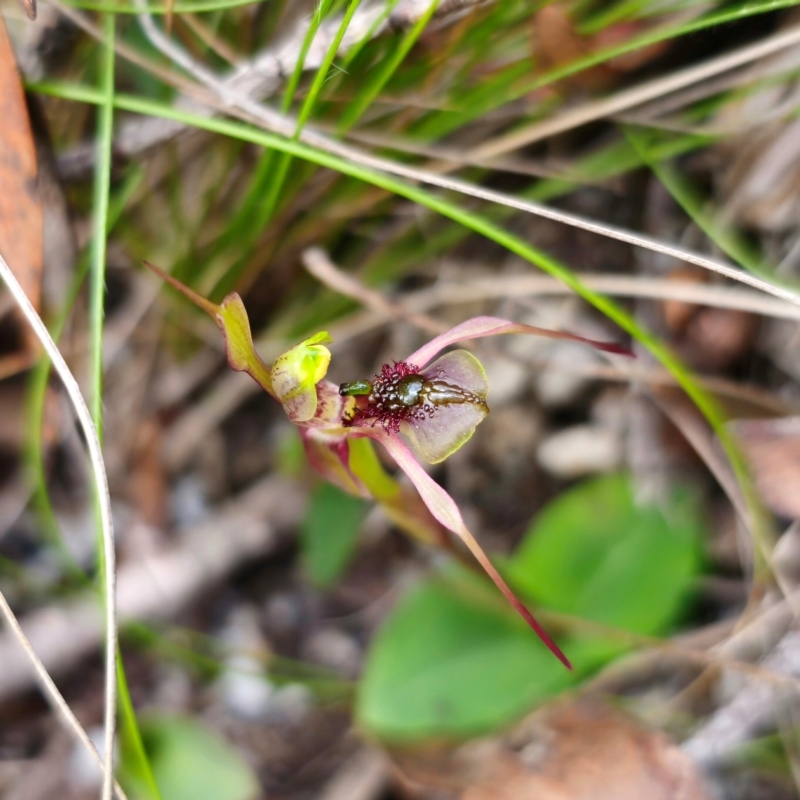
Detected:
[
  {"left": 731, "top": 416, "right": 800, "bottom": 519},
  {"left": 0, "top": 15, "right": 43, "bottom": 353},
  {"left": 533, "top": 5, "right": 668, "bottom": 92},
  {"left": 391, "top": 697, "right": 708, "bottom": 800},
  {"left": 661, "top": 267, "right": 707, "bottom": 334},
  {"left": 129, "top": 416, "right": 169, "bottom": 530},
  {"left": 468, "top": 698, "right": 707, "bottom": 800},
  {"left": 662, "top": 270, "right": 758, "bottom": 372}
]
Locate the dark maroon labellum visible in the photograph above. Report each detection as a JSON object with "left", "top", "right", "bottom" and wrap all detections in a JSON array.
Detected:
[{"left": 340, "top": 360, "right": 487, "bottom": 434}]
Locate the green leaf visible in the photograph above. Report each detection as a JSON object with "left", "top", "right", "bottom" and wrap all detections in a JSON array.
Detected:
[
  {"left": 302, "top": 483, "right": 369, "bottom": 587},
  {"left": 509, "top": 473, "right": 702, "bottom": 635},
  {"left": 356, "top": 573, "right": 575, "bottom": 740},
  {"left": 123, "top": 715, "right": 259, "bottom": 800},
  {"left": 358, "top": 474, "right": 703, "bottom": 742}
]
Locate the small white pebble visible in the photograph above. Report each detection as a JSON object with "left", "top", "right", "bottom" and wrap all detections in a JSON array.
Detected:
[
  {"left": 216, "top": 605, "right": 274, "bottom": 720},
  {"left": 171, "top": 474, "right": 209, "bottom": 528},
  {"left": 263, "top": 592, "right": 302, "bottom": 633},
  {"left": 303, "top": 628, "right": 362, "bottom": 678},
  {"left": 533, "top": 343, "right": 599, "bottom": 408},
  {"left": 218, "top": 656, "right": 275, "bottom": 721},
  {"left": 537, "top": 424, "right": 623, "bottom": 478},
  {"left": 266, "top": 683, "right": 313, "bottom": 726}
]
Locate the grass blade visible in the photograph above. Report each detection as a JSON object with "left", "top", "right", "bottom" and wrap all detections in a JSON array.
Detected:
[
  {"left": 0, "top": 249, "right": 120, "bottom": 800},
  {"left": 337, "top": 0, "right": 438, "bottom": 133},
  {"left": 90, "top": 16, "right": 119, "bottom": 800},
  {"left": 623, "top": 124, "right": 781, "bottom": 279},
  {"left": 257, "top": 0, "right": 364, "bottom": 233},
  {"left": 90, "top": 21, "right": 163, "bottom": 800}
]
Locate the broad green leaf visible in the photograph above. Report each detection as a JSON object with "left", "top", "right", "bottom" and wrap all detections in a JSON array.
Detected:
[
  {"left": 302, "top": 483, "right": 369, "bottom": 587},
  {"left": 123, "top": 715, "right": 259, "bottom": 800},
  {"left": 356, "top": 574, "right": 575, "bottom": 740},
  {"left": 509, "top": 473, "right": 702, "bottom": 634},
  {"left": 358, "top": 474, "right": 703, "bottom": 741}
]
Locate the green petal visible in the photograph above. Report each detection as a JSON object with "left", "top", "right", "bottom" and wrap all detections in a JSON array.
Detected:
[{"left": 271, "top": 333, "right": 333, "bottom": 422}]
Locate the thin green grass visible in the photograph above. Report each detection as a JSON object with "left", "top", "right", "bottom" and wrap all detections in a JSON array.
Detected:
[
  {"left": 123, "top": 621, "right": 353, "bottom": 701},
  {"left": 196, "top": 0, "right": 338, "bottom": 296},
  {"left": 577, "top": 0, "right": 701, "bottom": 35},
  {"left": 116, "top": 660, "right": 161, "bottom": 799},
  {"left": 341, "top": 0, "right": 402, "bottom": 69},
  {"left": 89, "top": 15, "right": 115, "bottom": 437},
  {"left": 337, "top": 0, "right": 439, "bottom": 133},
  {"left": 411, "top": 0, "right": 800, "bottom": 140},
  {"left": 299, "top": 0, "right": 365, "bottom": 134},
  {"left": 283, "top": 0, "right": 338, "bottom": 117},
  {"left": 192, "top": 0, "right": 522, "bottom": 299},
  {"left": 89, "top": 20, "right": 164, "bottom": 800},
  {"left": 257, "top": 0, "right": 365, "bottom": 235},
  {"left": 622, "top": 123, "right": 782, "bottom": 573},
  {"left": 519, "top": 0, "right": 800, "bottom": 95},
  {"left": 623, "top": 125, "right": 776, "bottom": 277},
  {"left": 89, "top": 20, "right": 126, "bottom": 800}
]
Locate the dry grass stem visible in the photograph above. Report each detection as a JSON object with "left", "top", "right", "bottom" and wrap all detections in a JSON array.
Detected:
[
  {"left": 318, "top": 748, "right": 390, "bottom": 800},
  {"left": 541, "top": 605, "right": 800, "bottom": 693},
  {"left": 0, "top": 251, "right": 117, "bottom": 800},
  {"left": 650, "top": 394, "right": 750, "bottom": 529},
  {"left": 405, "top": 271, "right": 800, "bottom": 320},
  {"left": 0, "top": 475, "right": 303, "bottom": 700},
  {"left": 302, "top": 247, "right": 445, "bottom": 334},
  {"left": 469, "top": 22, "right": 800, "bottom": 160},
  {"left": 0, "top": 590, "right": 128, "bottom": 800},
  {"left": 179, "top": 13, "right": 242, "bottom": 66},
  {"left": 684, "top": 627, "right": 800, "bottom": 768}
]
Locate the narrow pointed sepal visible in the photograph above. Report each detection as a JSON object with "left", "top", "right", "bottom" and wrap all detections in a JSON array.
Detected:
[
  {"left": 377, "top": 433, "right": 572, "bottom": 669},
  {"left": 406, "top": 315, "right": 633, "bottom": 370},
  {"left": 143, "top": 260, "right": 220, "bottom": 317},
  {"left": 143, "top": 261, "right": 274, "bottom": 395}
]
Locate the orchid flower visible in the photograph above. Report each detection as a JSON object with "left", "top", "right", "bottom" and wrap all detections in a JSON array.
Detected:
[{"left": 146, "top": 262, "right": 632, "bottom": 670}]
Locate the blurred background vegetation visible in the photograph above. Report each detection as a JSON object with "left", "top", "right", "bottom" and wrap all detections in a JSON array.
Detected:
[{"left": 2, "top": 0, "right": 800, "bottom": 797}]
